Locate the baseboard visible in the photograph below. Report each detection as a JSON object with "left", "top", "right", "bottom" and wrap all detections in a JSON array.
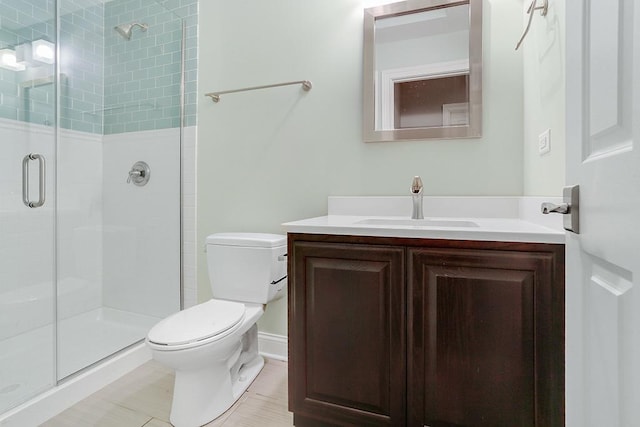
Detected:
[{"left": 258, "top": 332, "right": 288, "bottom": 362}]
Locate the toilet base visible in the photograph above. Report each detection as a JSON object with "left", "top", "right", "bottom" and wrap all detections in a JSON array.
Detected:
[{"left": 168, "top": 324, "right": 264, "bottom": 427}]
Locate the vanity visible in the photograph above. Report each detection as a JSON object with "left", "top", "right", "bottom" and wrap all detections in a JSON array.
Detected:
[{"left": 283, "top": 197, "right": 565, "bottom": 427}]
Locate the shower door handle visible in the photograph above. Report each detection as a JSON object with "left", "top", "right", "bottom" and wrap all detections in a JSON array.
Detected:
[{"left": 22, "top": 153, "right": 46, "bottom": 208}]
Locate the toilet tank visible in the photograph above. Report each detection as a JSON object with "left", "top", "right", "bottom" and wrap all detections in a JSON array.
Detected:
[{"left": 206, "top": 233, "right": 287, "bottom": 304}]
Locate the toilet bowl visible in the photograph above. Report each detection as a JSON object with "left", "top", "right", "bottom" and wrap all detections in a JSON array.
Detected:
[{"left": 146, "top": 233, "right": 287, "bottom": 427}]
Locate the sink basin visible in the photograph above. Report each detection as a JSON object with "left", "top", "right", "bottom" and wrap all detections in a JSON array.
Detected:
[{"left": 356, "top": 218, "right": 479, "bottom": 228}]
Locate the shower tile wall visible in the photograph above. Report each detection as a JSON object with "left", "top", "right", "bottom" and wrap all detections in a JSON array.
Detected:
[
  {"left": 102, "top": 128, "right": 181, "bottom": 318},
  {"left": 1, "top": 0, "right": 197, "bottom": 133},
  {"left": 104, "top": 0, "right": 178, "bottom": 134},
  {"left": 103, "top": 0, "right": 197, "bottom": 134},
  {"left": 165, "top": 0, "right": 198, "bottom": 127},
  {"left": 0, "top": 119, "right": 56, "bottom": 331},
  {"left": 1, "top": 0, "right": 198, "bottom": 317},
  {"left": 1, "top": 0, "right": 197, "bottom": 415},
  {"left": 0, "top": 0, "right": 57, "bottom": 312},
  {"left": 59, "top": 0, "right": 105, "bottom": 133},
  {"left": 0, "top": 0, "right": 55, "bottom": 125},
  {"left": 0, "top": 0, "right": 105, "bottom": 133}
]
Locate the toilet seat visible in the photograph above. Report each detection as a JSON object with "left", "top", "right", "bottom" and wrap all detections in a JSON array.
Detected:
[{"left": 147, "top": 299, "right": 245, "bottom": 348}]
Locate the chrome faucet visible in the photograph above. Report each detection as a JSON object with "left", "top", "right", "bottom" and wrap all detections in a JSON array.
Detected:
[{"left": 410, "top": 176, "right": 424, "bottom": 220}]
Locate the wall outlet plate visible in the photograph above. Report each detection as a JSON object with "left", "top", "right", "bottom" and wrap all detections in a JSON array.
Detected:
[{"left": 539, "top": 129, "right": 551, "bottom": 155}]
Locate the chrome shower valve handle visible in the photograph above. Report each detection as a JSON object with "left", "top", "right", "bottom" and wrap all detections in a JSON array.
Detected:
[
  {"left": 127, "top": 161, "right": 150, "bottom": 186},
  {"left": 127, "top": 170, "right": 140, "bottom": 183}
]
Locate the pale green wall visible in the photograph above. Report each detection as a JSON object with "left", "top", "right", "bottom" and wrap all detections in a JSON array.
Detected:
[
  {"left": 523, "top": 0, "right": 566, "bottom": 195},
  {"left": 196, "top": 0, "right": 526, "bottom": 336}
]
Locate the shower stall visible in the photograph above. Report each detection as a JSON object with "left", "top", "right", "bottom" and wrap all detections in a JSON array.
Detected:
[{"left": 0, "top": 0, "right": 188, "bottom": 416}]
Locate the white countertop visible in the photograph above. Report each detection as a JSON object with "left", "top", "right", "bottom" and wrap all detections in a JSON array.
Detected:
[
  {"left": 283, "top": 215, "right": 564, "bottom": 244},
  {"left": 282, "top": 197, "right": 566, "bottom": 244}
]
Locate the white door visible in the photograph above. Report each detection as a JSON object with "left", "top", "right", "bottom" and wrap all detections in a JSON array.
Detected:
[{"left": 565, "top": 0, "right": 640, "bottom": 426}]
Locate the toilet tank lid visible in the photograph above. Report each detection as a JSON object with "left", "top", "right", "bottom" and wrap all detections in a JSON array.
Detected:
[{"left": 206, "top": 232, "right": 286, "bottom": 248}]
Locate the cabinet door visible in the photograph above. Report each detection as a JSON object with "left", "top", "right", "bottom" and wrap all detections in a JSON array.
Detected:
[
  {"left": 408, "top": 247, "right": 564, "bottom": 427},
  {"left": 289, "top": 241, "right": 406, "bottom": 426}
]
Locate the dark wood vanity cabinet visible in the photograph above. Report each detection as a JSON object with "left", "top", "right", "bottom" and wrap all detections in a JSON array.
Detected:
[
  {"left": 288, "top": 234, "right": 564, "bottom": 427},
  {"left": 288, "top": 239, "right": 407, "bottom": 426},
  {"left": 408, "top": 247, "right": 564, "bottom": 427}
]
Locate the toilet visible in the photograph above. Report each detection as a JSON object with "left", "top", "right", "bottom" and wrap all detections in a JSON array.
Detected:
[{"left": 146, "top": 233, "right": 287, "bottom": 427}]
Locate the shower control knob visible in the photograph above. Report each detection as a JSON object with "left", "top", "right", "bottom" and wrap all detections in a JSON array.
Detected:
[
  {"left": 127, "top": 161, "right": 150, "bottom": 186},
  {"left": 127, "top": 170, "right": 141, "bottom": 183}
]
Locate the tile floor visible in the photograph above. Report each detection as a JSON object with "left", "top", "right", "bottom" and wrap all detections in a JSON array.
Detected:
[{"left": 41, "top": 358, "right": 293, "bottom": 427}]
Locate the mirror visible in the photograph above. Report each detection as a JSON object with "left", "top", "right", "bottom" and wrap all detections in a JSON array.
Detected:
[{"left": 363, "top": 0, "right": 482, "bottom": 142}]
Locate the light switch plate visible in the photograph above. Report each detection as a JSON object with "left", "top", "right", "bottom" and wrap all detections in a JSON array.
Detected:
[{"left": 539, "top": 129, "right": 551, "bottom": 155}]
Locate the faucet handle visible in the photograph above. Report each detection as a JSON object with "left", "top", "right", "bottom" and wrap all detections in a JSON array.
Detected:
[{"left": 411, "top": 176, "right": 423, "bottom": 194}]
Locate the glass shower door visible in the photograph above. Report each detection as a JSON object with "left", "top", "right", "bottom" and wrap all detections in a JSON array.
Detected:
[
  {"left": 0, "top": 0, "right": 57, "bottom": 412},
  {"left": 55, "top": 0, "right": 182, "bottom": 380}
]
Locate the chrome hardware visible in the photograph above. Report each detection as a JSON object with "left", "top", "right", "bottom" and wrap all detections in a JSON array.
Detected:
[
  {"left": 22, "top": 153, "right": 46, "bottom": 208},
  {"left": 278, "top": 254, "right": 288, "bottom": 262},
  {"left": 114, "top": 22, "right": 148, "bottom": 41},
  {"left": 127, "top": 161, "right": 150, "bottom": 186},
  {"left": 541, "top": 202, "right": 568, "bottom": 214},
  {"left": 541, "top": 185, "right": 580, "bottom": 233},
  {"left": 410, "top": 176, "right": 424, "bottom": 220}
]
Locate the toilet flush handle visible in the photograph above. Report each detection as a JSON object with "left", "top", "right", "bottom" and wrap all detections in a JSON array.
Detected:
[{"left": 278, "top": 254, "right": 287, "bottom": 262}]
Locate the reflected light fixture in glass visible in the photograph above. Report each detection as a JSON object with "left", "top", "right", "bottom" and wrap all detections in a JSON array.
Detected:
[
  {"left": 0, "top": 48, "right": 26, "bottom": 71},
  {"left": 32, "top": 39, "right": 55, "bottom": 64}
]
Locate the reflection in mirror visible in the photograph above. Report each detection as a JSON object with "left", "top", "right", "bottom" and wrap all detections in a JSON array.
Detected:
[
  {"left": 363, "top": 0, "right": 482, "bottom": 142},
  {"left": 19, "top": 76, "right": 54, "bottom": 126}
]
